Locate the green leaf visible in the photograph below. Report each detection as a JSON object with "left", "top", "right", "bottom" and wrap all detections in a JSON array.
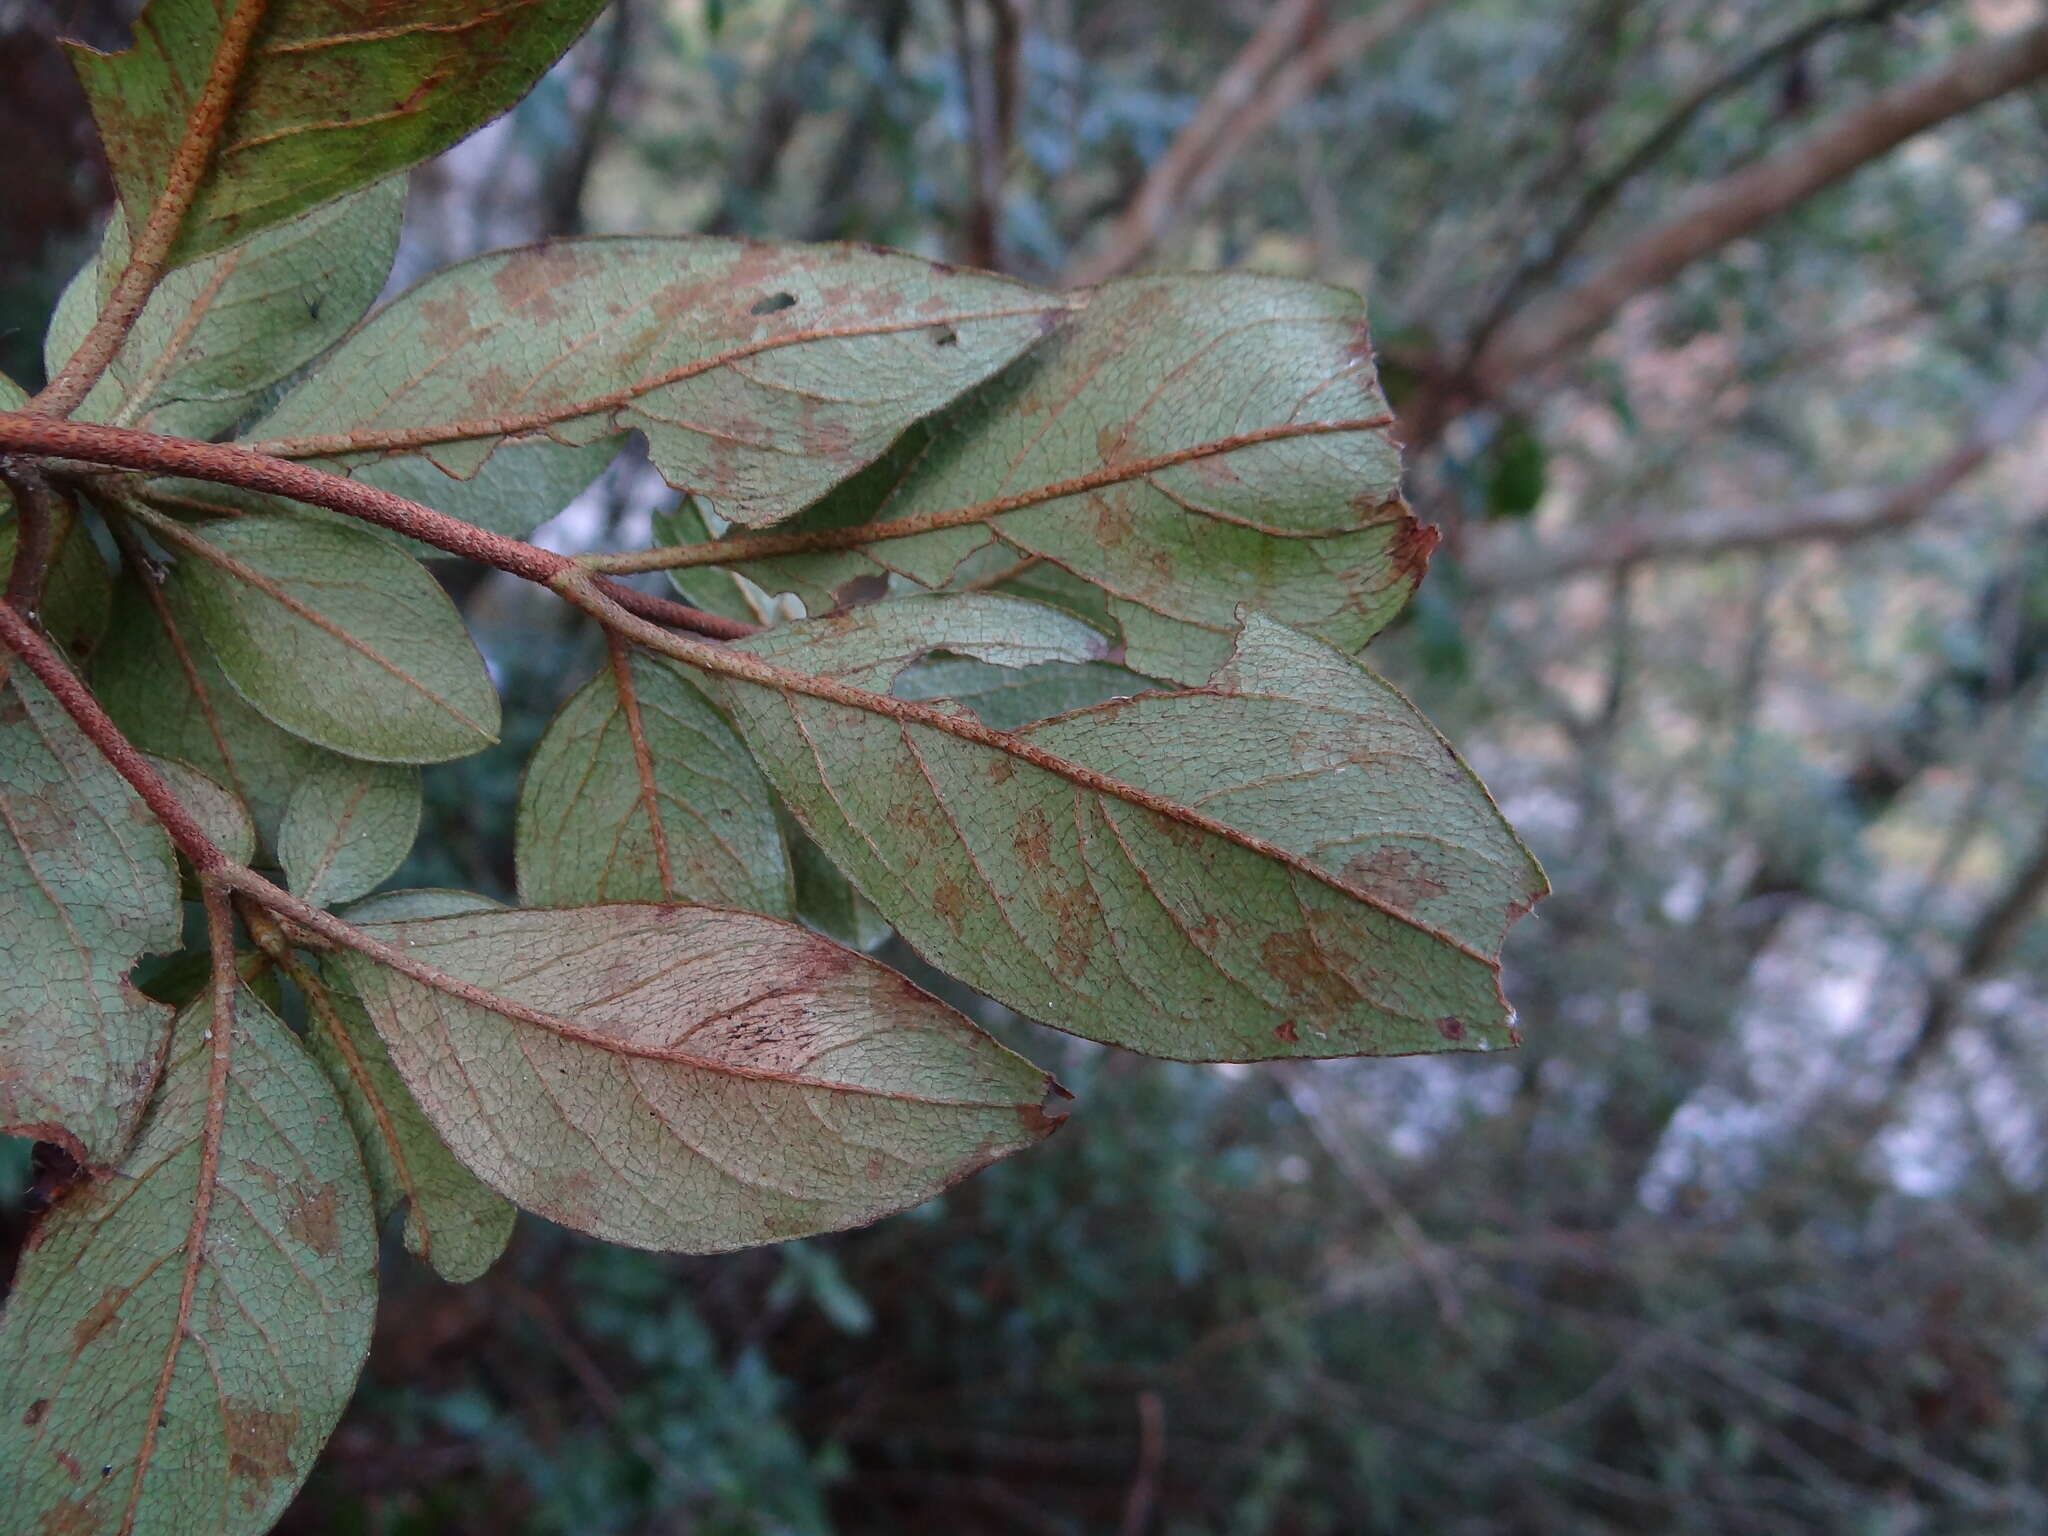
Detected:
[
  {"left": 708, "top": 597, "right": 1546, "bottom": 1061},
  {"left": 305, "top": 954, "right": 514, "bottom": 1284},
  {"left": 791, "top": 831, "right": 892, "bottom": 952},
  {"left": 654, "top": 498, "right": 772, "bottom": 626},
  {"left": 517, "top": 648, "right": 792, "bottom": 912},
  {"left": 340, "top": 887, "right": 500, "bottom": 923},
  {"left": 145, "top": 755, "right": 257, "bottom": 868},
  {"left": 280, "top": 759, "right": 421, "bottom": 908},
  {"left": 245, "top": 239, "right": 1066, "bottom": 529},
  {"left": 0, "top": 508, "right": 113, "bottom": 666},
  {"left": 731, "top": 275, "right": 1433, "bottom": 681},
  {"left": 94, "top": 572, "right": 329, "bottom": 844},
  {"left": 0, "top": 669, "right": 180, "bottom": 1162},
  {"left": 334, "top": 904, "right": 1062, "bottom": 1253},
  {"left": 169, "top": 514, "right": 501, "bottom": 762},
  {"left": 44, "top": 180, "right": 404, "bottom": 438},
  {"left": 892, "top": 656, "right": 1154, "bottom": 731},
  {"left": 0, "top": 372, "right": 25, "bottom": 409},
  {"left": 0, "top": 987, "right": 377, "bottom": 1533},
  {"left": 71, "top": 0, "right": 607, "bottom": 266}
]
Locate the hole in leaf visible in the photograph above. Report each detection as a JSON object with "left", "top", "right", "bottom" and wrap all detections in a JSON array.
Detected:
[
  {"left": 750, "top": 292, "right": 798, "bottom": 316},
  {"left": 932, "top": 326, "right": 960, "bottom": 347}
]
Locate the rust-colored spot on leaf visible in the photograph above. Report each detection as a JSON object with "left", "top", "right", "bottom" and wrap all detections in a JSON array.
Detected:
[
  {"left": 1384, "top": 514, "right": 1440, "bottom": 583},
  {"left": 1017, "top": 1097, "right": 1068, "bottom": 1137},
  {"left": 225, "top": 1402, "right": 299, "bottom": 1487},
  {"left": 71, "top": 1287, "right": 125, "bottom": 1354},
  {"left": 1342, "top": 847, "right": 1449, "bottom": 911},
  {"left": 931, "top": 876, "right": 970, "bottom": 932},
  {"left": 1274, "top": 1020, "right": 1299, "bottom": 1044},
  {"left": 1437, "top": 1016, "right": 1467, "bottom": 1042},
  {"left": 987, "top": 756, "right": 1015, "bottom": 786},
  {"left": 1013, "top": 806, "right": 1053, "bottom": 871},
  {"left": 54, "top": 1450, "right": 83, "bottom": 1482},
  {"left": 284, "top": 1179, "right": 341, "bottom": 1257},
  {"left": 1259, "top": 931, "right": 1356, "bottom": 1013},
  {"left": 21, "top": 1397, "right": 50, "bottom": 1426}
]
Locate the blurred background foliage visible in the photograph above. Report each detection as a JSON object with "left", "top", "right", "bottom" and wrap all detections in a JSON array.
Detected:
[{"left": 10, "top": 0, "right": 2048, "bottom": 1529}]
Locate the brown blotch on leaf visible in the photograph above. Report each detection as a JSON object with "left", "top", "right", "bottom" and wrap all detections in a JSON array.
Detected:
[
  {"left": 1342, "top": 846, "right": 1450, "bottom": 912},
  {"left": 1017, "top": 1096, "right": 1069, "bottom": 1138},
  {"left": 70, "top": 1287, "right": 126, "bottom": 1355},
  {"left": 284, "top": 1179, "right": 341, "bottom": 1258},
  {"left": 21, "top": 1397, "right": 49, "bottom": 1426},
  {"left": 1384, "top": 514, "right": 1441, "bottom": 584},
  {"left": 225, "top": 1402, "right": 299, "bottom": 1487},
  {"left": 1274, "top": 1020, "right": 1299, "bottom": 1044},
  {"left": 1259, "top": 930, "right": 1358, "bottom": 1014},
  {"left": 1437, "top": 1016, "right": 1467, "bottom": 1042},
  {"left": 1013, "top": 807, "right": 1053, "bottom": 871},
  {"left": 930, "top": 876, "right": 971, "bottom": 932},
  {"left": 832, "top": 573, "right": 890, "bottom": 609}
]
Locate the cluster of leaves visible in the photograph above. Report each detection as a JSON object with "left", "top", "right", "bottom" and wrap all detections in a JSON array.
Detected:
[{"left": 0, "top": 3, "right": 1540, "bottom": 1532}]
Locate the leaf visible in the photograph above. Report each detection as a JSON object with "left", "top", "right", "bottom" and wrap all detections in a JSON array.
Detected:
[
  {"left": 0, "top": 668, "right": 180, "bottom": 1162},
  {"left": 893, "top": 656, "right": 1154, "bottom": 731},
  {"left": 517, "top": 646, "right": 791, "bottom": 913},
  {"left": 0, "top": 986, "right": 377, "bottom": 1535},
  {"left": 245, "top": 239, "right": 1067, "bottom": 529},
  {"left": 44, "top": 179, "right": 405, "bottom": 438},
  {"left": 729, "top": 275, "right": 1435, "bottom": 682},
  {"left": 654, "top": 498, "right": 774, "bottom": 626},
  {"left": 705, "top": 597, "right": 1546, "bottom": 1061},
  {"left": 303, "top": 938, "right": 514, "bottom": 1284},
  {"left": 169, "top": 514, "right": 501, "bottom": 762},
  {"left": 0, "top": 508, "right": 113, "bottom": 665},
  {"left": 280, "top": 758, "right": 421, "bottom": 908},
  {"left": 145, "top": 755, "right": 257, "bottom": 868},
  {"left": 71, "top": 0, "right": 608, "bottom": 266},
  {"left": 333, "top": 904, "right": 1062, "bottom": 1253},
  {"left": 791, "top": 831, "right": 892, "bottom": 952},
  {"left": 340, "top": 886, "right": 500, "bottom": 923},
  {"left": 94, "top": 572, "right": 330, "bottom": 844}
]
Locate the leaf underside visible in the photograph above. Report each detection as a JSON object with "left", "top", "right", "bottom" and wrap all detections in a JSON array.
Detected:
[
  {"left": 335, "top": 904, "right": 1062, "bottom": 1253},
  {"left": 709, "top": 598, "right": 1546, "bottom": 1062},
  {"left": 0, "top": 988, "right": 377, "bottom": 1536}
]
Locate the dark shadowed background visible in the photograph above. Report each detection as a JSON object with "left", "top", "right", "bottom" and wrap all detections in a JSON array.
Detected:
[{"left": 8, "top": 1, "right": 2048, "bottom": 1530}]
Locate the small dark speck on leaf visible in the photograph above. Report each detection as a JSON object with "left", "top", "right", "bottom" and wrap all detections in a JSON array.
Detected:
[
  {"left": 750, "top": 292, "right": 798, "bottom": 316},
  {"left": 22, "top": 1398, "right": 49, "bottom": 1426},
  {"left": 931, "top": 326, "right": 960, "bottom": 347},
  {"left": 1437, "top": 1016, "right": 1467, "bottom": 1041}
]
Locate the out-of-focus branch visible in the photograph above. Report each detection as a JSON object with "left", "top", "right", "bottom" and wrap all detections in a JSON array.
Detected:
[
  {"left": 951, "top": 0, "right": 1024, "bottom": 270},
  {"left": 1067, "top": 0, "right": 1446, "bottom": 286},
  {"left": 1457, "top": 0, "right": 1922, "bottom": 379},
  {"left": 1466, "top": 21, "right": 2048, "bottom": 402},
  {"left": 1460, "top": 346, "right": 2048, "bottom": 590},
  {"left": 1891, "top": 812, "right": 2048, "bottom": 1087},
  {"left": 543, "top": 0, "right": 634, "bottom": 237}
]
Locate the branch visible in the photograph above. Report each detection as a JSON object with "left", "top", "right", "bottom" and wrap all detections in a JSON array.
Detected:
[
  {"left": 1067, "top": 0, "right": 1323, "bottom": 287},
  {"left": 1471, "top": 19, "right": 2048, "bottom": 396},
  {"left": 1459, "top": 345, "right": 2048, "bottom": 590},
  {"left": 0, "top": 412, "right": 755, "bottom": 639},
  {"left": 580, "top": 414, "right": 1394, "bottom": 574},
  {"left": 33, "top": 0, "right": 272, "bottom": 417},
  {"left": 0, "top": 463, "right": 64, "bottom": 612},
  {"left": 1456, "top": 0, "right": 1922, "bottom": 377}
]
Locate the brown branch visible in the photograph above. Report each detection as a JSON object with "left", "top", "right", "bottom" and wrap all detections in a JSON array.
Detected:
[
  {"left": 35, "top": 0, "right": 273, "bottom": 417},
  {"left": 0, "top": 464, "right": 64, "bottom": 612},
  {"left": 1456, "top": 0, "right": 1922, "bottom": 378},
  {"left": 1066, "top": 0, "right": 1446, "bottom": 286},
  {"left": 1459, "top": 346, "right": 2048, "bottom": 590},
  {"left": 581, "top": 414, "right": 1395, "bottom": 574},
  {"left": 1471, "top": 19, "right": 2048, "bottom": 397},
  {"left": 0, "top": 413, "right": 754, "bottom": 639}
]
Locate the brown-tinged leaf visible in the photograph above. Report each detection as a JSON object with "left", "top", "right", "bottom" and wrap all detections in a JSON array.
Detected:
[
  {"left": 70, "top": 0, "right": 607, "bottom": 266},
  {"left": 703, "top": 596, "right": 1546, "bottom": 1061},
  {"left": 333, "top": 904, "right": 1061, "bottom": 1253},
  {"left": 0, "top": 987, "right": 377, "bottom": 1534},
  {"left": 516, "top": 648, "right": 791, "bottom": 913},
  {"left": 244, "top": 239, "right": 1067, "bottom": 530},
  {"left": 0, "top": 668, "right": 180, "bottom": 1163},
  {"left": 727, "top": 275, "right": 1430, "bottom": 682}
]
